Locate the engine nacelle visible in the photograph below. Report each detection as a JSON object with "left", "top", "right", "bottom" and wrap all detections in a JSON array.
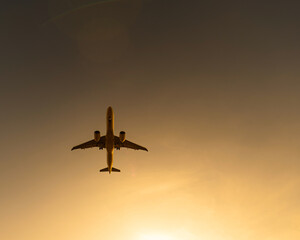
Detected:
[
  {"left": 119, "top": 131, "right": 126, "bottom": 143},
  {"left": 94, "top": 130, "right": 101, "bottom": 142}
]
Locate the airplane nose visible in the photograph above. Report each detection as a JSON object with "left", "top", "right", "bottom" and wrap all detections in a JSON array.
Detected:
[{"left": 107, "top": 106, "right": 113, "bottom": 115}]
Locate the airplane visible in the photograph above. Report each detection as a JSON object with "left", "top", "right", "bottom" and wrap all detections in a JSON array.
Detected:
[{"left": 71, "top": 106, "right": 148, "bottom": 173}]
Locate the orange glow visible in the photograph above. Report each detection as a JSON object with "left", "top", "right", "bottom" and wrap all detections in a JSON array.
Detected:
[
  {"left": 1, "top": 1, "right": 300, "bottom": 240},
  {"left": 138, "top": 233, "right": 173, "bottom": 240}
]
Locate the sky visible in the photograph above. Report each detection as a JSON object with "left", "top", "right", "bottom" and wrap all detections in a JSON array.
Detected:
[{"left": 1, "top": 0, "right": 300, "bottom": 239}]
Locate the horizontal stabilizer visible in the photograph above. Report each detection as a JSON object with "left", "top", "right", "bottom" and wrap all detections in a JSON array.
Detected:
[
  {"left": 112, "top": 167, "right": 121, "bottom": 172},
  {"left": 99, "top": 167, "right": 121, "bottom": 172},
  {"left": 99, "top": 167, "right": 109, "bottom": 172}
]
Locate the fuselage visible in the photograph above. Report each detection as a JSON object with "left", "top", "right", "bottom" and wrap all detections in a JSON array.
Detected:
[{"left": 106, "top": 106, "right": 114, "bottom": 174}]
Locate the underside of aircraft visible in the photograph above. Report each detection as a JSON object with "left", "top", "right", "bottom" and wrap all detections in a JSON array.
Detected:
[{"left": 72, "top": 106, "right": 148, "bottom": 173}]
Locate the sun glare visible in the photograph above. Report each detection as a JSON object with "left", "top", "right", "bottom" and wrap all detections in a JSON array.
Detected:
[{"left": 139, "top": 233, "right": 173, "bottom": 240}]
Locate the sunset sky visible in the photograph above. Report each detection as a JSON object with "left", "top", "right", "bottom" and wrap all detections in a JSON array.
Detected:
[{"left": 1, "top": 1, "right": 300, "bottom": 239}]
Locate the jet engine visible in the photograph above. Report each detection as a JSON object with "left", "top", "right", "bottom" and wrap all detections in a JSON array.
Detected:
[
  {"left": 119, "top": 131, "right": 126, "bottom": 143},
  {"left": 94, "top": 130, "right": 101, "bottom": 142}
]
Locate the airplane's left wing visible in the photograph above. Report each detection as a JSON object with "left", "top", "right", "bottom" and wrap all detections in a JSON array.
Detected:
[
  {"left": 71, "top": 136, "right": 105, "bottom": 150},
  {"left": 114, "top": 136, "right": 148, "bottom": 151}
]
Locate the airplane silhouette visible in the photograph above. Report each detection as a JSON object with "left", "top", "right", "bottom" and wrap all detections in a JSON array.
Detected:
[{"left": 72, "top": 106, "right": 148, "bottom": 173}]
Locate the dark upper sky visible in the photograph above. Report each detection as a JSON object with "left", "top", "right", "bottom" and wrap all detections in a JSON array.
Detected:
[{"left": 1, "top": 1, "right": 300, "bottom": 239}]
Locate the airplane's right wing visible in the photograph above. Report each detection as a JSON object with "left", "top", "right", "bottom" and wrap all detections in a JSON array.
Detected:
[
  {"left": 115, "top": 136, "right": 148, "bottom": 151},
  {"left": 123, "top": 140, "right": 148, "bottom": 151},
  {"left": 71, "top": 136, "right": 105, "bottom": 150}
]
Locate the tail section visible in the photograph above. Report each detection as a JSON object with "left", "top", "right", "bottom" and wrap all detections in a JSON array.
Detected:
[
  {"left": 99, "top": 167, "right": 121, "bottom": 173},
  {"left": 99, "top": 167, "right": 109, "bottom": 172}
]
